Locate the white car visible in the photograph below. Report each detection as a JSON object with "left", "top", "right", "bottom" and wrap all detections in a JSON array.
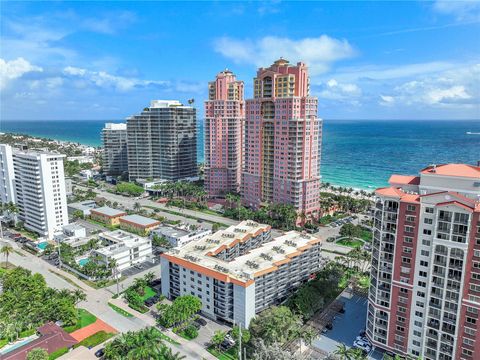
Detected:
[
  {"left": 353, "top": 340, "right": 372, "bottom": 353},
  {"left": 356, "top": 336, "right": 371, "bottom": 344}
]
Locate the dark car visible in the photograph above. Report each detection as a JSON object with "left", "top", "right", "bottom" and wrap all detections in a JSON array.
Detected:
[
  {"left": 194, "top": 318, "right": 207, "bottom": 327},
  {"left": 144, "top": 298, "right": 156, "bottom": 307},
  {"left": 95, "top": 348, "right": 105, "bottom": 358},
  {"left": 325, "top": 322, "right": 333, "bottom": 330},
  {"left": 339, "top": 307, "right": 345, "bottom": 314}
]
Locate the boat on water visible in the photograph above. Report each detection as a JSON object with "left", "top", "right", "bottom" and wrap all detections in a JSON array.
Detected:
[{"left": 466, "top": 132, "right": 480, "bottom": 135}]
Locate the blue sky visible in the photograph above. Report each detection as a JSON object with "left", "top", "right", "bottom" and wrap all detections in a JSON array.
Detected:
[{"left": 1, "top": 0, "right": 479, "bottom": 120}]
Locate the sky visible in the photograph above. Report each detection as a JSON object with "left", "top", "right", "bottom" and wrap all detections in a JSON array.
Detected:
[{"left": 0, "top": 0, "right": 479, "bottom": 121}]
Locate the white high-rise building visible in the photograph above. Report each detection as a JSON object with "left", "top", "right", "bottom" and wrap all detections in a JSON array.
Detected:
[
  {"left": 102, "top": 123, "right": 128, "bottom": 176},
  {"left": 11, "top": 148, "right": 68, "bottom": 239},
  {"left": 0, "top": 144, "right": 16, "bottom": 204}
]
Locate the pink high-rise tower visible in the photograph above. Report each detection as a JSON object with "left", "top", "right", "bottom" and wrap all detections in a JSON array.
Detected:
[
  {"left": 204, "top": 70, "right": 245, "bottom": 197},
  {"left": 242, "top": 59, "right": 322, "bottom": 220}
]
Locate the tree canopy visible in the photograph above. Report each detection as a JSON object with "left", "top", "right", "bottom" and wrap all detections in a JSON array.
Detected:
[
  {"left": 0, "top": 268, "right": 84, "bottom": 342},
  {"left": 157, "top": 295, "right": 202, "bottom": 328}
]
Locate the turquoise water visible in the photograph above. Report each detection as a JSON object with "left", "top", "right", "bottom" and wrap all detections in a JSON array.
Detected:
[
  {"left": 0, "top": 336, "right": 37, "bottom": 354},
  {"left": 36, "top": 241, "right": 48, "bottom": 250},
  {"left": 1, "top": 119, "right": 478, "bottom": 189},
  {"left": 78, "top": 258, "right": 90, "bottom": 267}
]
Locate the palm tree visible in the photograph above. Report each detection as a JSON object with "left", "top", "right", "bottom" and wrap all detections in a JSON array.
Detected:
[
  {"left": 133, "top": 202, "right": 141, "bottom": 212},
  {"left": 6, "top": 202, "right": 19, "bottom": 226},
  {"left": 334, "top": 343, "right": 355, "bottom": 360},
  {"left": 109, "top": 259, "right": 120, "bottom": 296},
  {"left": 1, "top": 244, "right": 13, "bottom": 268},
  {"left": 159, "top": 346, "right": 186, "bottom": 360},
  {"left": 72, "top": 289, "right": 86, "bottom": 305}
]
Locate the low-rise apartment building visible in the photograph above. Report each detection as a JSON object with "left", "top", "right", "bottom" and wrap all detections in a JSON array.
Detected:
[
  {"left": 90, "top": 206, "right": 126, "bottom": 226},
  {"left": 367, "top": 163, "right": 480, "bottom": 360},
  {"left": 160, "top": 220, "right": 322, "bottom": 327},
  {"left": 151, "top": 225, "right": 212, "bottom": 247},
  {"left": 119, "top": 214, "right": 160, "bottom": 234},
  {"left": 95, "top": 230, "right": 152, "bottom": 272}
]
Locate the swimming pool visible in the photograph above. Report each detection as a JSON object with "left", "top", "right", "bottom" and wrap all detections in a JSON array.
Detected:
[
  {"left": 0, "top": 335, "right": 38, "bottom": 354},
  {"left": 36, "top": 241, "right": 48, "bottom": 250},
  {"left": 78, "top": 258, "right": 90, "bottom": 267}
]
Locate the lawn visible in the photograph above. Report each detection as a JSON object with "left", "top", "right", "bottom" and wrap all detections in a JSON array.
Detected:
[
  {"left": 337, "top": 238, "right": 364, "bottom": 248},
  {"left": 139, "top": 286, "right": 156, "bottom": 301},
  {"left": 63, "top": 309, "right": 97, "bottom": 333},
  {"left": 359, "top": 228, "right": 373, "bottom": 242},
  {"left": 75, "top": 331, "right": 115, "bottom": 348},
  {"left": 48, "top": 347, "right": 69, "bottom": 360},
  {"left": 207, "top": 346, "right": 237, "bottom": 360},
  {"left": 151, "top": 328, "right": 181, "bottom": 346},
  {"left": 108, "top": 302, "right": 134, "bottom": 318}
]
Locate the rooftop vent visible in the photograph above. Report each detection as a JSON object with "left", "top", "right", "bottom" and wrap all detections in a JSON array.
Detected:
[
  {"left": 246, "top": 260, "right": 259, "bottom": 269},
  {"left": 272, "top": 246, "right": 285, "bottom": 254},
  {"left": 260, "top": 253, "right": 273, "bottom": 261}
]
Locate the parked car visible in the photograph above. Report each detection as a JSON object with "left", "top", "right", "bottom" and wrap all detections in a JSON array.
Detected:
[
  {"left": 194, "top": 318, "right": 207, "bottom": 327},
  {"left": 353, "top": 339, "right": 372, "bottom": 353},
  {"left": 95, "top": 348, "right": 105, "bottom": 358},
  {"left": 325, "top": 322, "right": 333, "bottom": 330}
]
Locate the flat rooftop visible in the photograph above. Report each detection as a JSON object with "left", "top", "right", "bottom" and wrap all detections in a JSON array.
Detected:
[
  {"left": 62, "top": 224, "right": 84, "bottom": 232},
  {"left": 162, "top": 220, "right": 320, "bottom": 284},
  {"left": 153, "top": 225, "right": 210, "bottom": 239},
  {"left": 91, "top": 206, "right": 126, "bottom": 217},
  {"left": 120, "top": 214, "right": 160, "bottom": 227}
]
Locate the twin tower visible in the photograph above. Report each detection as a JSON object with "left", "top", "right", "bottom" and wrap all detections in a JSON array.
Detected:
[{"left": 205, "top": 58, "right": 322, "bottom": 220}]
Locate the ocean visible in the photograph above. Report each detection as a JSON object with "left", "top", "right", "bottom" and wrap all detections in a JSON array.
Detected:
[{"left": 1, "top": 119, "right": 478, "bottom": 190}]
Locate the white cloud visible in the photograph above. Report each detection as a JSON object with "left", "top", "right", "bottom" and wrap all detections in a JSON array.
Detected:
[
  {"left": 317, "top": 78, "right": 362, "bottom": 102},
  {"left": 433, "top": 0, "right": 480, "bottom": 22},
  {"left": 213, "top": 35, "right": 355, "bottom": 75},
  {"left": 379, "top": 63, "right": 479, "bottom": 108},
  {"left": 62, "top": 66, "right": 169, "bottom": 92},
  {"left": 379, "top": 95, "right": 395, "bottom": 106},
  {"left": 0, "top": 57, "right": 43, "bottom": 89},
  {"left": 326, "top": 61, "right": 457, "bottom": 83}
]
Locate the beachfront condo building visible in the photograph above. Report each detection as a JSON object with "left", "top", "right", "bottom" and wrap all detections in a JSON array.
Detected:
[
  {"left": 102, "top": 123, "right": 128, "bottom": 176},
  {"left": 0, "top": 144, "right": 69, "bottom": 239},
  {"left": 160, "top": 220, "right": 322, "bottom": 327},
  {"left": 241, "top": 59, "right": 322, "bottom": 221},
  {"left": 126, "top": 100, "right": 197, "bottom": 182},
  {"left": 0, "top": 144, "right": 16, "bottom": 205},
  {"left": 367, "top": 163, "right": 480, "bottom": 360},
  {"left": 204, "top": 70, "right": 245, "bottom": 197}
]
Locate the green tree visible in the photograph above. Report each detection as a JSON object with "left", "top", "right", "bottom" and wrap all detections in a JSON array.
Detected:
[
  {"left": 249, "top": 306, "right": 302, "bottom": 346},
  {"left": 133, "top": 202, "right": 142, "bottom": 212},
  {"left": 210, "top": 330, "right": 226, "bottom": 350},
  {"left": 232, "top": 325, "right": 251, "bottom": 345},
  {"left": 334, "top": 343, "right": 355, "bottom": 360},
  {"left": 72, "top": 210, "right": 84, "bottom": 220},
  {"left": 144, "top": 271, "right": 155, "bottom": 284},
  {"left": 211, "top": 223, "right": 221, "bottom": 232},
  {"left": 1, "top": 244, "right": 13, "bottom": 267},
  {"left": 26, "top": 348, "right": 49, "bottom": 360},
  {"left": 157, "top": 295, "right": 202, "bottom": 328}
]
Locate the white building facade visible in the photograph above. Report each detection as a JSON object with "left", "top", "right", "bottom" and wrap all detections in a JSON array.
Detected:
[
  {"left": 95, "top": 230, "right": 152, "bottom": 272},
  {"left": 5, "top": 147, "right": 69, "bottom": 239},
  {"left": 0, "top": 144, "right": 16, "bottom": 204}
]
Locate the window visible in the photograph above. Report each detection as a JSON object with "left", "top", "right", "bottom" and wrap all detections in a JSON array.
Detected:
[
  {"left": 403, "top": 247, "right": 412, "bottom": 254},
  {"left": 420, "top": 260, "right": 429, "bottom": 266},
  {"left": 424, "top": 218, "right": 433, "bottom": 224},
  {"left": 422, "top": 239, "right": 431, "bottom": 246},
  {"left": 406, "top": 215, "right": 416, "bottom": 222},
  {"left": 463, "top": 338, "right": 474, "bottom": 346},
  {"left": 418, "top": 281, "right": 426, "bottom": 288},
  {"left": 423, "top": 229, "right": 432, "bottom": 235},
  {"left": 405, "top": 226, "right": 414, "bottom": 233},
  {"left": 465, "top": 327, "right": 476, "bottom": 336},
  {"left": 415, "top": 311, "right": 423, "bottom": 318},
  {"left": 462, "top": 349, "right": 473, "bottom": 357},
  {"left": 404, "top": 236, "right": 413, "bottom": 243},
  {"left": 407, "top": 205, "right": 416, "bottom": 211},
  {"left": 425, "top": 207, "right": 434, "bottom": 213},
  {"left": 421, "top": 250, "right": 429, "bottom": 256},
  {"left": 466, "top": 317, "right": 477, "bottom": 325}
]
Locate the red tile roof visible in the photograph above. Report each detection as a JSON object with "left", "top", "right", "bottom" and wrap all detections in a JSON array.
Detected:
[
  {"left": 4, "top": 323, "right": 78, "bottom": 360},
  {"left": 389, "top": 175, "right": 420, "bottom": 185},
  {"left": 420, "top": 164, "right": 480, "bottom": 179},
  {"left": 375, "top": 186, "right": 420, "bottom": 203}
]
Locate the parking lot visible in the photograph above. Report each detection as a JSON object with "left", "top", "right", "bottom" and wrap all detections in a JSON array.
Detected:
[{"left": 312, "top": 294, "right": 385, "bottom": 360}]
